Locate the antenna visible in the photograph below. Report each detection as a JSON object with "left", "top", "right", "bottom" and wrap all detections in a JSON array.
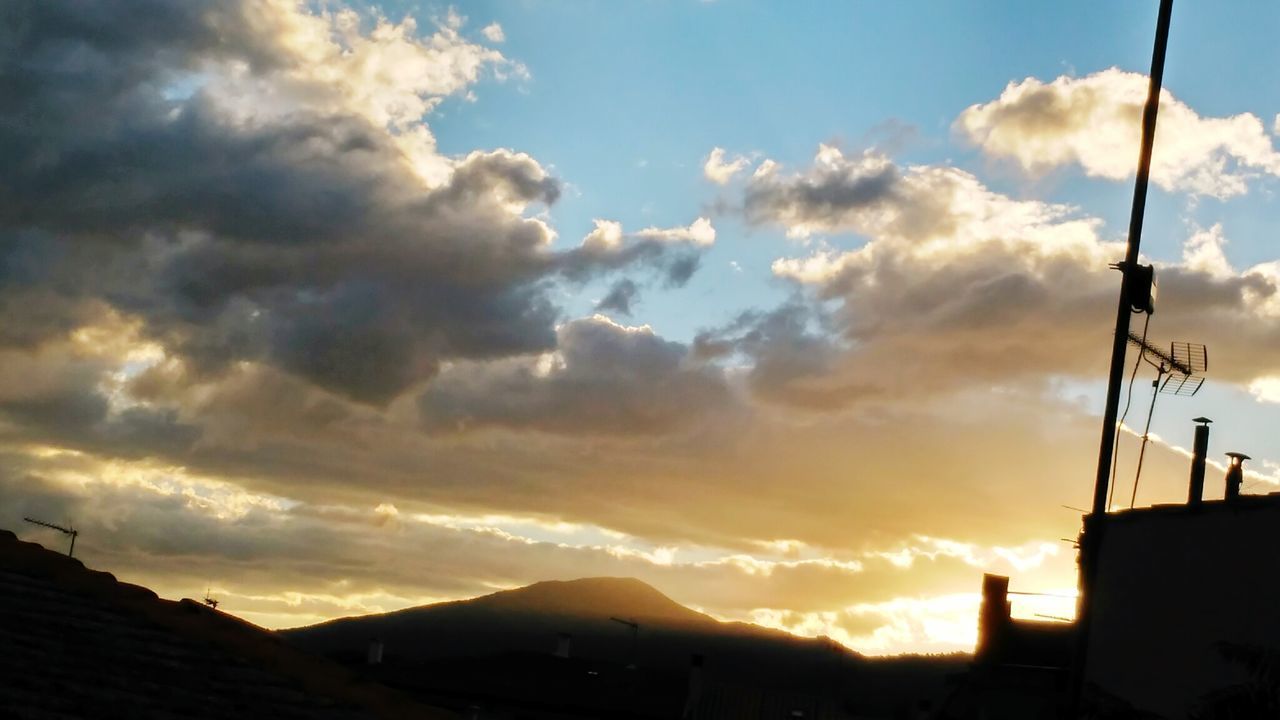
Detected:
[
  {"left": 1073, "top": 2, "right": 1175, "bottom": 713},
  {"left": 203, "top": 587, "right": 220, "bottom": 609},
  {"left": 610, "top": 616, "right": 640, "bottom": 669},
  {"left": 23, "top": 517, "right": 78, "bottom": 557},
  {"left": 1125, "top": 331, "right": 1207, "bottom": 384},
  {"left": 1124, "top": 332, "right": 1209, "bottom": 507}
]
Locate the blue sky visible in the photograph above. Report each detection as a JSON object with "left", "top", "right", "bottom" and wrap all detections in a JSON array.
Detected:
[
  {"left": 423, "top": 0, "right": 1280, "bottom": 465},
  {"left": 426, "top": 1, "right": 1280, "bottom": 324}
]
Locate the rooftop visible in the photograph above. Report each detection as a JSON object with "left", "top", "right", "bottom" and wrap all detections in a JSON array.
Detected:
[
  {"left": 1104, "top": 490, "right": 1280, "bottom": 524},
  {"left": 0, "top": 528, "right": 453, "bottom": 720}
]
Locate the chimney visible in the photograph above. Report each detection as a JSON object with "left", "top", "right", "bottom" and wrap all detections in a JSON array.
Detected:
[
  {"left": 366, "top": 638, "right": 384, "bottom": 665},
  {"left": 554, "top": 632, "right": 572, "bottom": 659},
  {"left": 1224, "top": 452, "right": 1250, "bottom": 502},
  {"left": 1187, "top": 417, "right": 1212, "bottom": 506},
  {"left": 975, "top": 574, "right": 1010, "bottom": 663}
]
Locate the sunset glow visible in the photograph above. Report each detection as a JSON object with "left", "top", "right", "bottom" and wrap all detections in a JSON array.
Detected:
[{"left": 6, "top": 1, "right": 1280, "bottom": 659}]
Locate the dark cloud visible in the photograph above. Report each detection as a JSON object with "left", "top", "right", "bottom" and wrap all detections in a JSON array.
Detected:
[
  {"left": 0, "top": 0, "right": 711, "bottom": 405},
  {"left": 557, "top": 240, "right": 704, "bottom": 289},
  {"left": 595, "top": 279, "right": 639, "bottom": 315},
  {"left": 695, "top": 303, "right": 870, "bottom": 409},
  {"left": 743, "top": 148, "right": 906, "bottom": 237},
  {"left": 663, "top": 253, "right": 701, "bottom": 287},
  {"left": 419, "top": 315, "right": 733, "bottom": 435},
  {"left": 746, "top": 157, "right": 900, "bottom": 228}
]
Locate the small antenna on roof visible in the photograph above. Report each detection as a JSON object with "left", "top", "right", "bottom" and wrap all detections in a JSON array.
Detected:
[
  {"left": 1124, "top": 331, "right": 1209, "bottom": 507},
  {"left": 23, "top": 517, "right": 78, "bottom": 557},
  {"left": 203, "top": 587, "right": 220, "bottom": 609},
  {"left": 610, "top": 616, "right": 640, "bottom": 669}
]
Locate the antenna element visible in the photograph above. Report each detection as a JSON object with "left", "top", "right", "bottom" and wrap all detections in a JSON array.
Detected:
[{"left": 23, "top": 517, "right": 78, "bottom": 557}]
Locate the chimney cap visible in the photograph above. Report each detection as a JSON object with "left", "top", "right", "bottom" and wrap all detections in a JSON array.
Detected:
[
  {"left": 1193, "top": 416, "right": 1213, "bottom": 424},
  {"left": 1226, "top": 452, "right": 1251, "bottom": 461}
]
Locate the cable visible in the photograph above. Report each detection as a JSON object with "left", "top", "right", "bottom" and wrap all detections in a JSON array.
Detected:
[
  {"left": 1129, "top": 374, "right": 1162, "bottom": 508},
  {"left": 1108, "top": 312, "right": 1152, "bottom": 510}
]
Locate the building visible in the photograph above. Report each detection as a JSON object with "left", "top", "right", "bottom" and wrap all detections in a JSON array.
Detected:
[
  {"left": 1085, "top": 488, "right": 1280, "bottom": 717},
  {"left": 946, "top": 419, "right": 1280, "bottom": 719}
]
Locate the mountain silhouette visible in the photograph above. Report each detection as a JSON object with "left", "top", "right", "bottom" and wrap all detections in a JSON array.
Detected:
[
  {"left": 447, "top": 577, "right": 713, "bottom": 624},
  {"left": 282, "top": 577, "right": 818, "bottom": 669},
  {"left": 281, "top": 577, "right": 966, "bottom": 716}
]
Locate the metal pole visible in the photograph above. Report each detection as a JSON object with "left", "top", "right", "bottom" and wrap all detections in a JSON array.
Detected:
[{"left": 1070, "top": 0, "right": 1174, "bottom": 715}]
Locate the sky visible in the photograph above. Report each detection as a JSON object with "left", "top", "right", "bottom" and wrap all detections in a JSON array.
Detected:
[{"left": 5, "top": 0, "right": 1280, "bottom": 655}]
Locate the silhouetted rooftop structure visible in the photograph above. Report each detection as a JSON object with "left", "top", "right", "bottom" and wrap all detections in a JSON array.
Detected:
[
  {"left": 0, "top": 528, "right": 453, "bottom": 720},
  {"left": 1084, "top": 488, "right": 1280, "bottom": 717},
  {"left": 947, "top": 418, "right": 1280, "bottom": 719}
]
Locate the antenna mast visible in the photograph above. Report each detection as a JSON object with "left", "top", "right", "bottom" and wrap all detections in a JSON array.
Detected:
[
  {"left": 1070, "top": 0, "right": 1175, "bottom": 715},
  {"left": 23, "top": 517, "right": 79, "bottom": 557},
  {"left": 610, "top": 616, "right": 640, "bottom": 669}
]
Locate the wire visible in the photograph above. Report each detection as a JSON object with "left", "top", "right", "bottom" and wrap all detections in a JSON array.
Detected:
[
  {"left": 1129, "top": 373, "right": 1163, "bottom": 508},
  {"left": 1108, "top": 312, "right": 1152, "bottom": 510}
]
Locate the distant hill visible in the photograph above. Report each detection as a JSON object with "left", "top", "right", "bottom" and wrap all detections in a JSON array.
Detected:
[
  {"left": 282, "top": 577, "right": 832, "bottom": 674},
  {"left": 280, "top": 577, "right": 968, "bottom": 716},
  {"left": 430, "top": 576, "right": 716, "bottom": 626}
]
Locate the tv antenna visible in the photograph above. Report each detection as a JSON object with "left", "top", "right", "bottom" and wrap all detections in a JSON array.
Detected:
[
  {"left": 23, "top": 517, "right": 78, "bottom": 557},
  {"left": 1121, "top": 330, "right": 1208, "bottom": 507},
  {"left": 610, "top": 616, "right": 640, "bottom": 669},
  {"left": 203, "top": 587, "right": 220, "bottom": 609}
]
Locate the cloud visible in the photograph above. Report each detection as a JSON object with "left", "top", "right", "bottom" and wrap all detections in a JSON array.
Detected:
[
  {"left": 419, "top": 315, "right": 733, "bottom": 435},
  {"left": 0, "top": 0, "right": 706, "bottom": 405},
  {"left": 560, "top": 218, "right": 713, "bottom": 287},
  {"left": 694, "top": 303, "right": 862, "bottom": 409},
  {"left": 750, "top": 593, "right": 982, "bottom": 655},
  {"left": 704, "top": 147, "right": 751, "bottom": 184},
  {"left": 636, "top": 217, "right": 717, "bottom": 247},
  {"left": 0, "top": 440, "right": 1077, "bottom": 652},
  {"left": 481, "top": 23, "right": 505, "bottom": 43},
  {"left": 4, "top": 128, "right": 1270, "bottom": 583},
  {"left": 9, "top": 2, "right": 1280, "bottom": 657},
  {"left": 743, "top": 146, "right": 913, "bottom": 239},
  {"left": 955, "top": 68, "right": 1280, "bottom": 198},
  {"left": 738, "top": 145, "right": 1280, "bottom": 408},
  {"left": 595, "top": 279, "right": 640, "bottom": 316}
]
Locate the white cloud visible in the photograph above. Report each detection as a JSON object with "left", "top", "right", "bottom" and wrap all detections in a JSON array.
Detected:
[
  {"left": 481, "top": 22, "right": 505, "bottom": 43},
  {"left": 703, "top": 147, "right": 751, "bottom": 184},
  {"left": 636, "top": 217, "right": 716, "bottom": 246},
  {"left": 756, "top": 144, "right": 1104, "bottom": 251},
  {"left": 581, "top": 219, "right": 625, "bottom": 250},
  {"left": 1181, "top": 223, "right": 1234, "bottom": 278},
  {"left": 1248, "top": 376, "right": 1280, "bottom": 403},
  {"left": 580, "top": 217, "right": 715, "bottom": 249},
  {"left": 956, "top": 68, "right": 1280, "bottom": 198},
  {"left": 200, "top": 4, "right": 525, "bottom": 186},
  {"left": 743, "top": 144, "right": 1280, "bottom": 419}
]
